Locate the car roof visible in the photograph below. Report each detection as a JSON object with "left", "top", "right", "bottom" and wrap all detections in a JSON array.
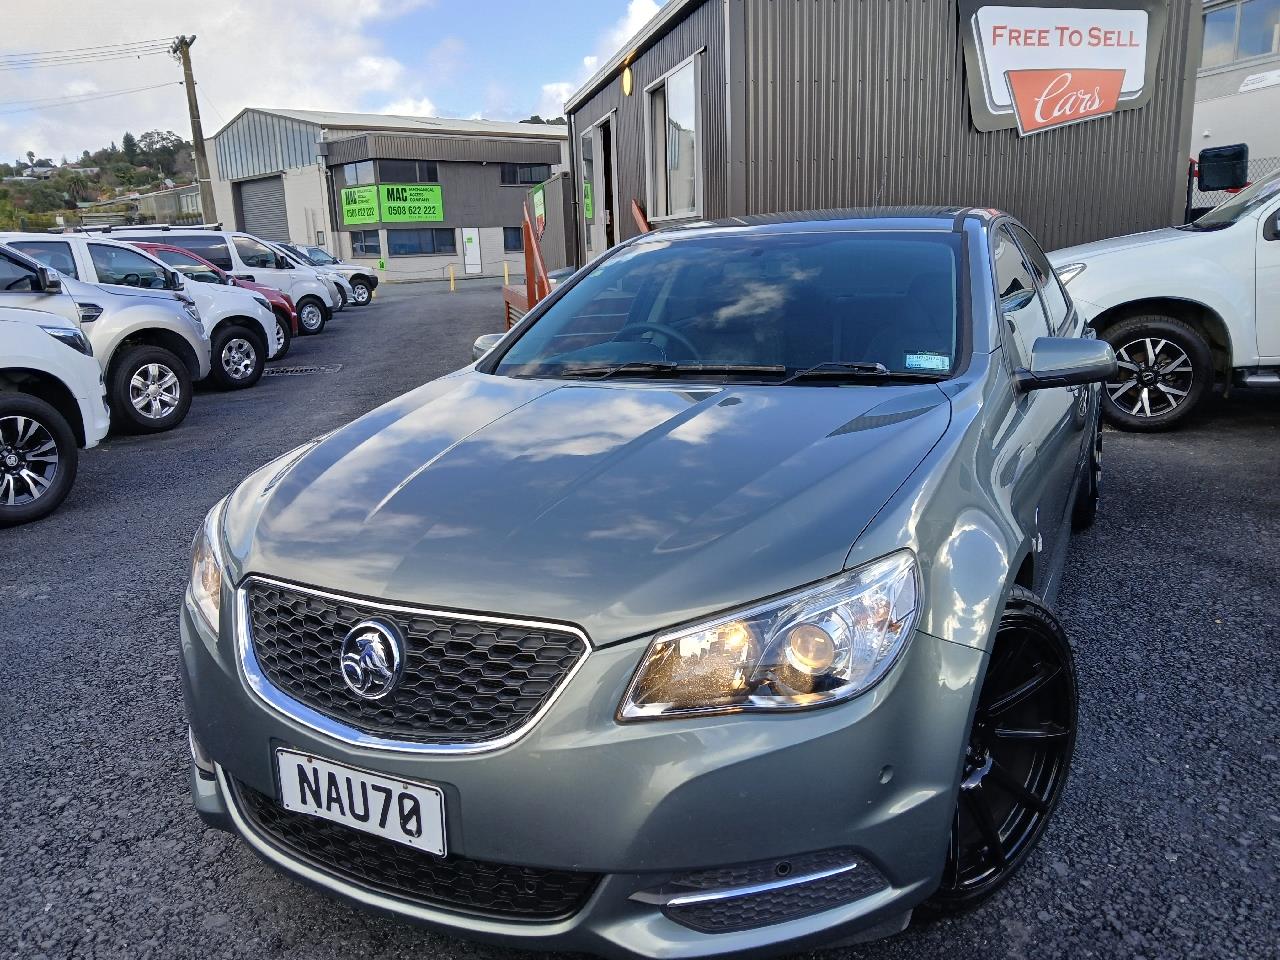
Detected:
[{"left": 642, "top": 206, "right": 1004, "bottom": 242}]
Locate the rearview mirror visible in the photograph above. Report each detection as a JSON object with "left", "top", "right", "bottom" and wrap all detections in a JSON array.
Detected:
[
  {"left": 472, "top": 333, "right": 504, "bottom": 361},
  {"left": 37, "top": 266, "right": 62, "bottom": 294},
  {"left": 1016, "top": 337, "right": 1117, "bottom": 391}
]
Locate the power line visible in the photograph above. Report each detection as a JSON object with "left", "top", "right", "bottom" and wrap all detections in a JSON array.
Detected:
[
  {"left": 0, "top": 47, "right": 171, "bottom": 72},
  {"left": 0, "top": 81, "right": 182, "bottom": 117},
  {"left": 0, "top": 38, "right": 175, "bottom": 60}
]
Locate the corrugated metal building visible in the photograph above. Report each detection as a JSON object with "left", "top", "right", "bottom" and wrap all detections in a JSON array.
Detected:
[
  {"left": 564, "top": 0, "right": 1202, "bottom": 259},
  {"left": 208, "top": 108, "right": 568, "bottom": 281}
]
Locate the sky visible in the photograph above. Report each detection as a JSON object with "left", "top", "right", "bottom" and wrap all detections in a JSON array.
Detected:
[{"left": 0, "top": 0, "right": 668, "bottom": 164}]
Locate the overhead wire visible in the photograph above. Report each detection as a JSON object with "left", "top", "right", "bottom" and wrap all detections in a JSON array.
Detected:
[{"left": 0, "top": 81, "right": 182, "bottom": 117}]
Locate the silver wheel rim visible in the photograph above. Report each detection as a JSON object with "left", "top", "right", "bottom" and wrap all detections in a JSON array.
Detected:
[
  {"left": 276, "top": 319, "right": 287, "bottom": 348},
  {"left": 0, "top": 415, "right": 59, "bottom": 506},
  {"left": 300, "top": 304, "right": 322, "bottom": 330},
  {"left": 222, "top": 337, "right": 257, "bottom": 380},
  {"left": 1106, "top": 337, "right": 1193, "bottom": 419},
  {"left": 129, "top": 362, "right": 181, "bottom": 419},
  {"left": 353, "top": 283, "right": 370, "bottom": 304}
]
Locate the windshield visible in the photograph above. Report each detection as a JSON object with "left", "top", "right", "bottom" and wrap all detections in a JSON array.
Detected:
[
  {"left": 304, "top": 245, "right": 337, "bottom": 265},
  {"left": 493, "top": 231, "right": 961, "bottom": 381},
  {"left": 1187, "top": 168, "right": 1280, "bottom": 230}
]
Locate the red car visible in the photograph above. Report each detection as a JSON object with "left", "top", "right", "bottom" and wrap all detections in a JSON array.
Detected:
[{"left": 132, "top": 241, "right": 298, "bottom": 360}]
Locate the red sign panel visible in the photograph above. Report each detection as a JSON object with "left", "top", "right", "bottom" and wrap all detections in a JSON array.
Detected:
[{"left": 1005, "top": 68, "right": 1126, "bottom": 135}]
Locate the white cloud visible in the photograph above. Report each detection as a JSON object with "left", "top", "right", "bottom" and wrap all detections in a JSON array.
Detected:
[
  {"left": 0, "top": 0, "right": 435, "bottom": 161},
  {"left": 379, "top": 96, "right": 438, "bottom": 117},
  {"left": 534, "top": 0, "right": 660, "bottom": 119}
]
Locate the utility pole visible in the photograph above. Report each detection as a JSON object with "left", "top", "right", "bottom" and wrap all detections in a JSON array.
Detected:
[{"left": 170, "top": 35, "right": 217, "bottom": 223}]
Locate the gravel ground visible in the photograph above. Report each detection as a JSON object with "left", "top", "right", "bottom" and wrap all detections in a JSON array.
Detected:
[{"left": 1, "top": 282, "right": 1276, "bottom": 960}]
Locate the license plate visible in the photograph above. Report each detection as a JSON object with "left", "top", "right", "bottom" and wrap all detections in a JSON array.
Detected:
[{"left": 275, "top": 749, "right": 446, "bottom": 856}]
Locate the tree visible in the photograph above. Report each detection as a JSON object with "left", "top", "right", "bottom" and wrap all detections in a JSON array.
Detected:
[
  {"left": 58, "top": 171, "right": 93, "bottom": 203},
  {"left": 138, "top": 130, "right": 186, "bottom": 176},
  {"left": 25, "top": 150, "right": 35, "bottom": 167},
  {"left": 121, "top": 132, "right": 138, "bottom": 164}
]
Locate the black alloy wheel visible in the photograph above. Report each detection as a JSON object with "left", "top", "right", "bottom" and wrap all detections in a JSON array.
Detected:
[
  {"left": 925, "top": 587, "right": 1077, "bottom": 914},
  {"left": 1100, "top": 315, "right": 1211, "bottom": 432},
  {"left": 0, "top": 394, "right": 78, "bottom": 527}
]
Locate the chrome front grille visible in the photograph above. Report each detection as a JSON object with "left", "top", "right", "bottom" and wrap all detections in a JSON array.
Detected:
[{"left": 240, "top": 578, "right": 588, "bottom": 748}]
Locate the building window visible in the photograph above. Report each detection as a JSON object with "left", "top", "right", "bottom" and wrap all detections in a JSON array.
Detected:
[
  {"left": 503, "top": 226, "right": 524, "bottom": 252},
  {"left": 350, "top": 230, "right": 381, "bottom": 257},
  {"left": 647, "top": 56, "right": 700, "bottom": 219},
  {"left": 1203, "top": 0, "right": 1280, "bottom": 70},
  {"left": 388, "top": 228, "right": 457, "bottom": 256},
  {"left": 378, "top": 159, "right": 439, "bottom": 183},
  {"left": 500, "top": 163, "right": 552, "bottom": 186},
  {"left": 336, "top": 160, "right": 375, "bottom": 187}
]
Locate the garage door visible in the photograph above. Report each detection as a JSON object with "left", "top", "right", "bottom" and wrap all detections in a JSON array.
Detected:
[{"left": 237, "top": 176, "right": 288, "bottom": 240}]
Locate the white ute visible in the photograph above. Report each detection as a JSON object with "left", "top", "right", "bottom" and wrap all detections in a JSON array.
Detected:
[
  {"left": 0, "top": 306, "right": 110, "bottom": 526},
  {"left": 1050, "top": 168, "right": 1280, "bottom": 431},
  {"left": 3, "top": 233, "right": 278, "bottom": 391}
]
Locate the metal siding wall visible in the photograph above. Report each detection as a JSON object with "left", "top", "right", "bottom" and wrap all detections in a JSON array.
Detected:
[
  {"left": 570, "top": 0, "right": 728, "bottom": 244},
  {"left": 740, "top": 0, "right": 1195, "bottom": 250},
  {"left": 209, "top": 111, "right": 320, "bottom": 182},
  {"left": 326, "top": 134, "right": 563, "bottom": 165}
]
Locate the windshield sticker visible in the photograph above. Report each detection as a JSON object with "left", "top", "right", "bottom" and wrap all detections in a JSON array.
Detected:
[{"left": 905, "top": 352, "right": 951, "bottom": 372}]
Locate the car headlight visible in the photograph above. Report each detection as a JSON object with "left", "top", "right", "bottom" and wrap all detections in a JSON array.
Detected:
[
  {"left": 189, "top": 498, "right": 229, "bottom": 633},
  {"left": 40, "top": 324, "right": 93, "bottom": 357},
  {"left": 1055, "top": 262, "right": 1087, "bottom": 285},
  {"left": 619, "top": 551, "right": 920, "bottom": 721},
  {"left": 175, "top": 293, "right": 202, "bottom": 327},
  {"left": 253, "top": 295, "right": 272, "bottom": 312}
]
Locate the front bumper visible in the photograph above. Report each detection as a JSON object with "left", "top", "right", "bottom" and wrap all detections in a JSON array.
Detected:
[{"left": 181, "top": 594, "right": 983, "bottom": 958}]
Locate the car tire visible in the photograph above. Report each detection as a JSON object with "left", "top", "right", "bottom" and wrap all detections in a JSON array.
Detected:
[
  {"left": 210, "top": 325, "right": 266, "bottom": 390},
  {"left": 271, "top": 314, "right": 292, "bottom": 361},
  {"left": 1099, "top": 315, "right": 1212, "bottom": 432},
  {"left": 1071, "top": 419, "right": 1101, "bottom": 531},
  {"left": 920, "top": 586, "right": 1077, "bottom": 917},
  {"left": 108, "top": 344, "right": 192, "bottom": 434},
  {"left": 0, "top": 393, "right": 79, "bottom": 528},
  {"left": 296, "top": 297, "right": 329, "bottom": 336},
  {"left": 351, "top": 278, "right": 372, "bottom": 305}
]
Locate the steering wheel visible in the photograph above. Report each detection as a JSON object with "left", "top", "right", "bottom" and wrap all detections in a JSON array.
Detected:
[
  {"left": 617, "top": 321, "right": 701, "bottom": 361},
  {"left": 122, "top": 272, "right": 141, "bottom": 287}
]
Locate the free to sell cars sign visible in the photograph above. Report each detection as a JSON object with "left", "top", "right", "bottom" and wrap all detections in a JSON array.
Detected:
[
  {"left": 379, "top": 183, "right": 444, "bottom": 222},
  {"left": 959, "top": 1, "right": 1166, "bottom": 135}
]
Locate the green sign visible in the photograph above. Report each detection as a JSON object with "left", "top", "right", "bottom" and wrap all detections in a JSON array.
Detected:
[
  {"left": 340, "top": 185, "right": 378, "bottom": 225},
  {"left": 379, "top": 183, "right": 444, "bottom": 222},
  {"left": 583, "top": 180, "right": 594, "bottom": 221}
]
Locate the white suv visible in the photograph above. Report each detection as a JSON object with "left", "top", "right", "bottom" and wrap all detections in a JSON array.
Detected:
[
  {"left": 3, "top": 233, "right": 277, "bottom": 391},
  {"left": 1049, "top": 168, "right": 1280, "bottom": 431},
  {"left": 0, "top": 306, "right": 110, "bottom": 526},
  {"left": 109, "top": 228, "right": 341, "bottom": 335}
]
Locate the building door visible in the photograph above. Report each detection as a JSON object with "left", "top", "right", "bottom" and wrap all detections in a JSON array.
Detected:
[
  {"left": 599, "top": 118, "right": 616, "bottom": 248},
  {"left": 236, "top": 175, "right": 288, "bottom": 240},
  {"left": 462, "top": 227, "right": 482, "bottom": 275}
]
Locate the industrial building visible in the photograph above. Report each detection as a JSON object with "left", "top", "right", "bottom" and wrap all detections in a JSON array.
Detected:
[
  {"left": 207, "top": 108, "right": 568, "bottom": 281},
  {"left": 563, "top": 0, "right": 1201, "bottom": 261}
]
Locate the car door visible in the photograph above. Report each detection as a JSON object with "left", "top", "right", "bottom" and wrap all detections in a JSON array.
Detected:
[
  {"left": 0, "top": 246, "right": 79, "bottom": 325},
  {"left": 230, "top": 234, "right": 299, "bottom": 297},
  {"left": 992, "top": 223, "right": 1077, "bottom": 586},
  {"left": 84, "top": 242, "right": 172, "bottom": 291},
  {"left": 1257, "top": 196, "right": 1280, "bottom": 359}
]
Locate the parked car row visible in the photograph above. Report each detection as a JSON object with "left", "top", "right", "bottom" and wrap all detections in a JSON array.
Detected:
[{"left": 0, "top": 228, "right": 379, "bottom": 527}]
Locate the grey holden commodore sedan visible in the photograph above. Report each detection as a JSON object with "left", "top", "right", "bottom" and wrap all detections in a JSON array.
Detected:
[{"left": 182, "top": 208, "right": 1115, "bottom": 957}]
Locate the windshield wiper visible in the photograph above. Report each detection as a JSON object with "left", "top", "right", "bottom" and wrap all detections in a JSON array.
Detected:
[
  {"left": 560, "top": 361, "right": 786, "bottom": 381},
  {"left": 779, "top": 360, "right": 945, "bottom": 385}
]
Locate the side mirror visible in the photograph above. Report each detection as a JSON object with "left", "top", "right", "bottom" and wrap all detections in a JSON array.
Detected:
[
  {"left": 37, "top": 266, "right": 62, "bottom": 294},
  {"left": 1197, "top": 143, "right": 1249, "bottom": 192},
  {"left": 233, "top": 273, "right": 256, "bottom": 283},
  {"left": 1016, "top": 337, "right": 1117, "bottom": 392},
  {"left": 276, "top": 254, "right": 293, "bottom": 269},
  {"left": 472, "top": 333, "right": 504, "bottom": 361},
  {"left": 1265, "top": 211, "right": 1280, "bottom": 242},
  {"left": 166, "top": 269, "right": 184, "bottom": 291}
]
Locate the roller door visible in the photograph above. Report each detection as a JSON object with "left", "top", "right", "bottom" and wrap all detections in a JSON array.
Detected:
[{"left": 236, "top": 176, "right": 288, "bottom": 240}]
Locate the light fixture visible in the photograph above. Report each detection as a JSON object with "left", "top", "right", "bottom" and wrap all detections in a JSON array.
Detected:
[{"left": 622, "top": 65, "right": 634, "bottom": 96}]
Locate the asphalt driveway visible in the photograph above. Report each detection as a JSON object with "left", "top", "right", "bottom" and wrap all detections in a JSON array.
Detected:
[{"left": 0, "top": 281, "right": 1275, "bottom": 960}]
